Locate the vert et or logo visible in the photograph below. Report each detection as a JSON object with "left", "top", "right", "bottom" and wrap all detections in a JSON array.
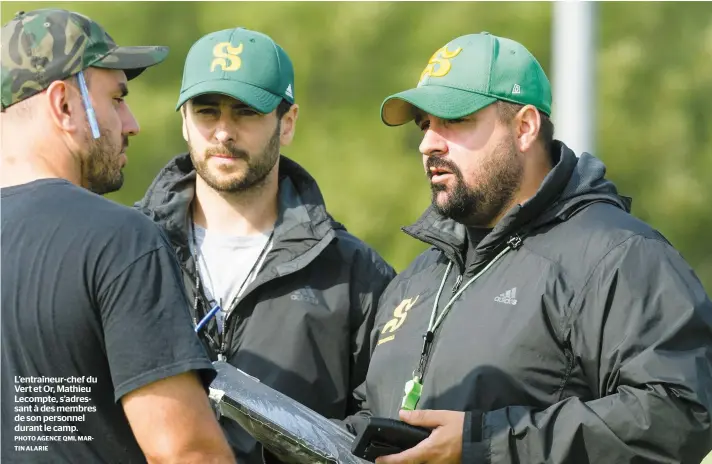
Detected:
[
  {"left": 211, "top": 42, "right": 244, "bottom": 72},
  {"left": 377, "top": 295, "right": 419, "bottom": 346},
  {"left": 418, "top": 45, "right": 463, "bottom": 85}
]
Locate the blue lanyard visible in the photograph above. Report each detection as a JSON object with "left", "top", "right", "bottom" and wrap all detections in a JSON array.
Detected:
[{"left": 195, "top": 304, "right": 221, "bottom": 333}]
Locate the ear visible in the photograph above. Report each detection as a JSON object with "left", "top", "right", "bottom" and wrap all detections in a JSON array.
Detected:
[
  {"left": 45, "top": 80, "right": 82, "bottom": 134},
  {"left": 279, "top": 103, "right": 299, "bottom": 146},
  {"left": 514, "top": 104, "right": 541, "bottom": 153}
]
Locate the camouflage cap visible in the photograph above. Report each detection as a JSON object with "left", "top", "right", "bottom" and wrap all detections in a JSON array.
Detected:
[{"left": 1, "top": 8, "right": 169, "bottom": 110}]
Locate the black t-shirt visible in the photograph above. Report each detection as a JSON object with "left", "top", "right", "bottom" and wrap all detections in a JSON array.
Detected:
[{"left": 1, "top": 179, "right": 216, "bottom": 463}]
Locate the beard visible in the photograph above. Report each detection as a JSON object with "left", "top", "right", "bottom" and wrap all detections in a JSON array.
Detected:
[
  {"left": 83, "top": 130, "right": 127, "bottom": 195},
  {"left": 429, "top": 136, "right": 523, "bottom": 227},
  {"left": 189, "top": 123, "right": 281, "bottom": 193}
]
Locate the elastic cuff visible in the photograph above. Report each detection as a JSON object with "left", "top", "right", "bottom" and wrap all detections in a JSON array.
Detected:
[
  {"left": 462, "top": 410, "right": 488, "bottom": 463},
  {"left": 467, "top": 410, "right": 483, "bottom": 442}
]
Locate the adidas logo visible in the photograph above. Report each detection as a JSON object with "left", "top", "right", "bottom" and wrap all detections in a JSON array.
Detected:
[
  {"left": 290, "top": 286, "right": 319, "bottom": 305},
  {"left": 285, "top": 83, "right": 293, "bottom": 99},
  {"left": 494, "top": 287, "right": 517, "bottom": 305}
]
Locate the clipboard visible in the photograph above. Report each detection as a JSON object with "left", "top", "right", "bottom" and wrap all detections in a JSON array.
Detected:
[{"left": 208, "top": 361, "right": 370, "bottom": 464}]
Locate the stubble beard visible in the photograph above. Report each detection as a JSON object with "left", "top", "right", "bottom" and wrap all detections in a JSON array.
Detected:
[
  {"left": 189, "top": 123, "right": 281, "bottom": 193},
  {"left": 83, "top": 130, "right": 126, "bottom": 195}
]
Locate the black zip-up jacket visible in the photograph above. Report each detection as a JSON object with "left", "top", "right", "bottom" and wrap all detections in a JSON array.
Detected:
[
  {"left": 135, "top": 153, "right": 395, "bottom": 463},
  {"left": 347, "top": 141, "right": 712, "bottom": 463}
]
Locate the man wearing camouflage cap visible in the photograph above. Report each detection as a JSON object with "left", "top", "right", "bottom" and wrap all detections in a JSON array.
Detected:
[
  {"left": 134, "top": 27, "right": 395, "bottom": 463},
  {"left": 1, "top": 9, "right": 235, "bottom": 463},
  {"left": 343, "top": 32, "right": 712, "bottom": 463}
]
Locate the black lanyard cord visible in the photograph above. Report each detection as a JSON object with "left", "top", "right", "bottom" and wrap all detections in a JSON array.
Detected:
[{"left": 189, "top": 220, "right": 273, "bottom": 333}]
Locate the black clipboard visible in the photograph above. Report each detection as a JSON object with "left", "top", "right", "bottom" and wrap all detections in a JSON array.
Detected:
[{"left": 208, "top": 361, "right": 370, "bottom": 464}]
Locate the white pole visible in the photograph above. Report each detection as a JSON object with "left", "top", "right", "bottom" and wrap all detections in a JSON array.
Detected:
[{"left": 551, "top": 1, "right": 596, "bottom": 156}]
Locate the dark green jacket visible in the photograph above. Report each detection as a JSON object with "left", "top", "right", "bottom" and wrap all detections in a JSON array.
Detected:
[
  {"left": 136, "top": 153, "right": 395, "bottom": 463},
  {"left": 348, "top": 141, "right": 712, "bottom": 464}
]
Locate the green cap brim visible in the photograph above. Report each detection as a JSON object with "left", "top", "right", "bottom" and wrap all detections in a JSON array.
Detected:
[
  {"left": 381, "top": 85, "right": 498, "bottom": 126},
  {"left": 93, "top": 46, "right": 169, "bottom": 81},
  {"left": 175, "top": 79, "right": 282, "bottom": 113}
]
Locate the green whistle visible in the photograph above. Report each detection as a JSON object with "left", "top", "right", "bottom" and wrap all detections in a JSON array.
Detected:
[{"left": 401, "top": 377, "right": 423, "bottom": 411}]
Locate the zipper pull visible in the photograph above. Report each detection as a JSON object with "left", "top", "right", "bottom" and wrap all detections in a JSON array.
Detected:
[
  {"left": 507, "top": 234, "right": 523, "bottom": 250},
  {"left": 218, "top": 340, "right": 228, "bottom": 361},
  {"left": 452, "top": 274, "right": 463, "bottom": 294}
]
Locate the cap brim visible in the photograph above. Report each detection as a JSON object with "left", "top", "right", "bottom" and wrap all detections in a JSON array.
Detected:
[
  {"left": 175, "top": 79, "right": 282, "bottom": 113},
  {"left": 93, "top": 46, "right": 169, "bottom": 80},
  {"left": 381, "top": 85, "right": 498, "bottom": 126}
]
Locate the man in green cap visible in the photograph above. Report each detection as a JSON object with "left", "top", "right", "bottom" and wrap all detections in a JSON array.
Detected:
[
  {"left": 1, "top": 9, "right": 235, "bottom": 463},
  {"left": 343, "top": 32, "right": 712, "bottom": 463},
  {"left": 134, "top": 27, "right": 394, "bottom": 463}
]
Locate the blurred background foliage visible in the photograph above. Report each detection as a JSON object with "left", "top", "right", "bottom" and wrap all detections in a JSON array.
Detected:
[{"left": 3, "top": 2, "right": 711, "bottom": 292}]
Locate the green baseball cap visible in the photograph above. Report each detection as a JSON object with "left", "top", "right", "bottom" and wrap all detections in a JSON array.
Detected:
[
  {"left": 381, "top": 32, "right": 551, "bottom": 126},
  {"left": 176, "top": 27, "right": 294, "bottom": 113},
  {"left": 1, "top": 8, "right": 169, "bottom": 111}
]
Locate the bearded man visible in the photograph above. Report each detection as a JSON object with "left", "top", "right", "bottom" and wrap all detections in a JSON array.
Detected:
[
  {"left": 343, "top": 32, "right": 712, "bottom": 464},
  {"left": 134, "top": 27, "right": 395, "bottom": 464}
]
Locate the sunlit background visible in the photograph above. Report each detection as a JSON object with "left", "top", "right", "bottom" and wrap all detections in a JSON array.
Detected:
[{"left": 3, "top": 1, "right": 711, "bottom": 292}]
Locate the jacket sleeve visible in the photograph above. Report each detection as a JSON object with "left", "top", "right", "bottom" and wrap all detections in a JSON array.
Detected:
[
  {"left": 463, "top": 235, "right": 712, "bottom": 464},
  {"left": 347, "top": 245, "right": 396, "bottom": 416}
]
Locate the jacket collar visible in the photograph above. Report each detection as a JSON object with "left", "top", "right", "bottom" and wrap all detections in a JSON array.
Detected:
[
  {"left": 403, "top": 140, "right": 631, "bottom": 271},
  {"left": 135, "top": 153, "right": 343, "bottom": 265}
]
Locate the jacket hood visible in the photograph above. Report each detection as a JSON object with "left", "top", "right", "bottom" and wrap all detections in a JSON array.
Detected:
[
  {"left": 134, "top": 153, "right": 343, "bottom": 263},
  {"left": 403, "top": 140, "right": 632, "bottom": 270}
]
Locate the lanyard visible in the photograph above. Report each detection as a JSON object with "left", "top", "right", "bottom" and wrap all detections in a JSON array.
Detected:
[
  {"left": 190, "top": 221, "right": 273, "bottom": 336},
  {"left": 401, "top": 243, "right": 514, "bottom": 411}
]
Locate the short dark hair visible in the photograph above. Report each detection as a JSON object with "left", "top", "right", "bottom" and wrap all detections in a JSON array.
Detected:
[
  {"left": 495, "top": 101, "right": 554, "bottom": 154},
  {"left": 275, "top": 99, "right": 292, "bottom": 119}
]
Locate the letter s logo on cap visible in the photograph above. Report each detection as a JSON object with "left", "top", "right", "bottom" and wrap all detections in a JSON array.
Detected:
[
  {"left": 418, "top": 45, "right": 462, "bottom": 85},
  {"left": 211, "top": 42, "right": 243, "bottom": 72}
]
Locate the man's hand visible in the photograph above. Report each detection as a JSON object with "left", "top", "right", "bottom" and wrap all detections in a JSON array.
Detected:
[{"left": 375, "top": 409, "right": 464, "bottom": 464}]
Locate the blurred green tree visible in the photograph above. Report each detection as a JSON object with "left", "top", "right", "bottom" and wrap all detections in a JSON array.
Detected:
[{"left": 3, "top": 2, "right": 710, "bottom": 291}]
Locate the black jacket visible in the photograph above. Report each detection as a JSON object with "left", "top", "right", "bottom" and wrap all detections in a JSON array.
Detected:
[
  {"left": 135, "top": 153, "right": 395, "bottom": 463},
  {"left": 348, "top": 141, "right": 712, "bottom": 463}
]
